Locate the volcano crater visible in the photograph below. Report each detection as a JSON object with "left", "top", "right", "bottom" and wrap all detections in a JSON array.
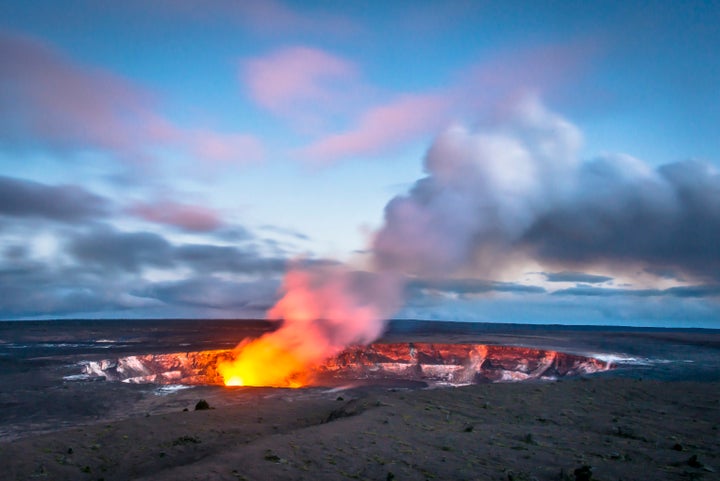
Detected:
[{"left": 74, "top": 343, "right": 612, "bottom": 388}]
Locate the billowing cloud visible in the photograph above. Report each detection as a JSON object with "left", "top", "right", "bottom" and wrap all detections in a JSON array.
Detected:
[
  {"left": 373, "top": 96, "right": 720, "bottom": 287},
  {"left": 373, "top": 95, "right": 581, "bottom": 275},
  {"left": 127, "top": 200, "right": 224, "bottom": 232},
  {"left": 525, "top": 158, "right": 720, "bottom": 281},
  {"left": 0, "top": 175, "right": 110, "bottom": 222}
]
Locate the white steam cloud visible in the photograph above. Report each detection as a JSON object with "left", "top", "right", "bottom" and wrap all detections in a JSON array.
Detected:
[
  {"left": 375, "top": 95, "right": 720, "bottom": 282},
  {"left": 374, "top": 96, "right": 582, "bottom": 275},
  {"left": 228, "top": 95, "right": 719, "bottom": 385}
]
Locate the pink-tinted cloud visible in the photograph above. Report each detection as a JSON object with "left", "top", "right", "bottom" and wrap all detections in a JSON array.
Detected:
[
  {"left": 295, "top": 40, "right": 596, "bottom": 164},
  {"left": 0, "top": 31, "right": 263, "bottom": 167},
  {"left": 128, "top": 200, "right": 223, "bottom": 232},
  {"left": 0, "top": 32, "right": 171, "bottom": 155},
  {"left": 298, "top": 93, "right": 450, "bottom": 163},
  {"left": 243, "top": 46, "right": 358, "bottom": 116}
]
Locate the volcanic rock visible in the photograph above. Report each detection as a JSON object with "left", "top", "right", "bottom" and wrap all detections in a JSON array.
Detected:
[
  {"left": 573, "top": 465, "right": 593, "bottom": 481},
  {"left": 77, "top": 343, "right": 611, "bottom": 387}
]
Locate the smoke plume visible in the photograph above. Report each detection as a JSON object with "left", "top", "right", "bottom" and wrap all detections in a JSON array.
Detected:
[
  {"left": 219, "top": 265, "right": 402, "bottom": 386},
  {"left": 223, "top": 95, "right": 719, "bottom": 386},
  {"left": 374, "top": 96, "right": 582, "bottom": 276},
  {"left": 374, "top": 95, "right": 720, "bottom": 282}
]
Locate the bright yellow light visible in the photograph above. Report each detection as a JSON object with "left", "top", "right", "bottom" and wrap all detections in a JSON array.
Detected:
[
  {"left": 218, "top": 336, "right": 310, "bottom": 388},
  {"left": 224, "top": 376, "right": 244, "bottom": 387}
]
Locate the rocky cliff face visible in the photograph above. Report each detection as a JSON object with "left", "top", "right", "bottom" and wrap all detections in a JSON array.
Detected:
[
  {"left": 316, "top": 343, "right": 609, "bottom": 384},
  {"left": 79, "top": 349, "right": 232, "bottom": 385},
  {"left": 77, "top": 343, "right": 610, "bottom": 386}
]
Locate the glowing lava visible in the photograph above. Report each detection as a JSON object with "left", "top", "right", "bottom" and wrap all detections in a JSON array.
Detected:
[
  {"left": 217, "top": 266, "right": 402, "bottom": 388},
  {"left": 217, "top": 336, "right": 310, "bottom": 388}
]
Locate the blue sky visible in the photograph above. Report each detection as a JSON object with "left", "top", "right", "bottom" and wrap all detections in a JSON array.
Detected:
[{"left": 0, "top": 1, "right": 719, "bottom": 327}]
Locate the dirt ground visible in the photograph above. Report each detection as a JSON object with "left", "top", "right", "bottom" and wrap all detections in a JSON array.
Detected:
[{"left": 2, "top": 377, "right": 718, "bottom": 481}]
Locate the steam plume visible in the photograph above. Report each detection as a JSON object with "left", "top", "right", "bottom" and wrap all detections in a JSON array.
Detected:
[
  {"left": 224, "top": 95, "right": 720, "bottom": 386},
  {"left": 374, "top": 96, "right": 582, "bottom": 276},
  {"left": 219, "top": 265, "right": 401, "bottom": 386},
  {"left": 375, "top": 96, "right": 720, "bottom": 281}
]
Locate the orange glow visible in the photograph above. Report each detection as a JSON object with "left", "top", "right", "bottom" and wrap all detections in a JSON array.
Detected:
[
  {"left": 218, "top": 266, "right": 400, "bottom": 388},
  {"left": 217, "top": 336, "right": 312, "bottom": 388}
]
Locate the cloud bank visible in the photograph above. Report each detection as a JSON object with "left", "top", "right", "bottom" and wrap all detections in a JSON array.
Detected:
[
  {"left": 0, "top": 176, "right": 110, "bottom": 221},
  {"left": 0, "top": 176, "right": 290, "bottom": 318},
  {"left": 1, "top": 92, "right": 717, "bottom": 327},
  {"left": 373, "top": 95, "right": 720, "bottom": 288}
]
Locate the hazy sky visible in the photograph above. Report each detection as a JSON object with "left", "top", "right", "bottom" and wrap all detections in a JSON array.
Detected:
[{"left": 1, "top": 1, "right": 719, "bottom": 326}]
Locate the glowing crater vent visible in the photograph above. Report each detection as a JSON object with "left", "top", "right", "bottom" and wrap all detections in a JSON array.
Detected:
[{"left": 75, "top": 343, "right": 611, "bottom": 388}]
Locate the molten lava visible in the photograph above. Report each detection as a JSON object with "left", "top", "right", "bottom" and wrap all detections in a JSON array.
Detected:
[
  {"left": 215, "top": 266, "right": 402, "bottom": 388},
  {"left": 217, "top": 336, "right": 310, "bottom": 388}
]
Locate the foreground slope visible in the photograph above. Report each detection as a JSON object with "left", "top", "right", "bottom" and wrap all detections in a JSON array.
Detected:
[{"left": 2, "top": 378, "right": 718, "bottom": 481}]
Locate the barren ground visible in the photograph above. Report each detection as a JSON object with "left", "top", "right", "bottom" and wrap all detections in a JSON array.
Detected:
[{"left": 2, "top": 378, "right": 719, "bottom": 481}]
